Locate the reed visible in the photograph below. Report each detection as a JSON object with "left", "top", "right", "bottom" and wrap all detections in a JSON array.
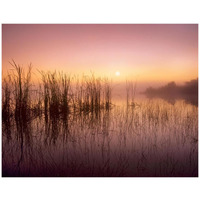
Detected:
[
  {"left": 126, "top": 80, "right": 138, "bottom": 108},
  {"left": 9, "top": 61, "right": 32, "bottom": 121},
  {"left": 2, "top": 75, "right": 12, "bottom": 121},
  {"left": 71, "top": 73, "right": 112, "bottom": 115},
  {"left": 60, "top": 72, "right": 71, "bottom": 115},
  {"left": 37, "top": 70, "right": 112, "bottom": 118},
  {"left": 47, "top": 71, "right": 61, "bottom": 117}
]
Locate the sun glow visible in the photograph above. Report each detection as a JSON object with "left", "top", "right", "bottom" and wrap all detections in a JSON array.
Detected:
[{"left": 115, "top": 71, "right": 120, "bottom": 76}]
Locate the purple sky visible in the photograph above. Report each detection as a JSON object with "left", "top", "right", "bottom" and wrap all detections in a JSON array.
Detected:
[{"left": 2, "top": 24, "right": 198, "bottom": 83}]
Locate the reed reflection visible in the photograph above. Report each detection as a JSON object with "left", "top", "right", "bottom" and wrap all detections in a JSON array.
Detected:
[{"left": 2, "top": 63, "right": 198, "bottom": 177}]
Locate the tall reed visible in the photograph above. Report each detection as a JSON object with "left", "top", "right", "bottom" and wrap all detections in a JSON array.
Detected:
[
  {"left": 3, "top": 62, "right": 113, "bottom": 120},
  {"left": 9, "top": 61, "right": 32, "bottom": 121},
  {"left": 126, "top": 80, "right": 137, "bottom": 108},
  {"left": 2, "top": 75, "right": 12, "bottom": 121}
]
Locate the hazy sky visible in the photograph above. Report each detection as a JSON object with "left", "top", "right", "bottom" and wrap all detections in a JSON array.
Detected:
[{"left": 2, "top": 24, "right": 198, "bottom": 83}]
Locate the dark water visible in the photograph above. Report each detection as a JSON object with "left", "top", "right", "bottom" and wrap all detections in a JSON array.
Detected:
[{"left": 2, "top": 98, "right": 198, "bottom": 177}]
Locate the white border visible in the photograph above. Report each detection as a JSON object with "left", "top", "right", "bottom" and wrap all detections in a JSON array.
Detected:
[{"left": 0, "top": 1, "right": 200, "bottom": 200}]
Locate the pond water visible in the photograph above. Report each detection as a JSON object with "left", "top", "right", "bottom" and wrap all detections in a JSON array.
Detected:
[{"left": 2, "top": 97, "right": 198, "bottom": 177}]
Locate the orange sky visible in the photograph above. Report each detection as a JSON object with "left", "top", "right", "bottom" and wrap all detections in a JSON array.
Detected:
[{"left": 2, "top": 24, "right": 198, "bottom": 84}]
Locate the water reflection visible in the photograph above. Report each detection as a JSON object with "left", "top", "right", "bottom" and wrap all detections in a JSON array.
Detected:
[
  {"left": 2, "top": 99, "right": 198, "bottom": 177},
  {"left": 145, "top": 94, "right": 198, "bottom": 107},
  {"left": 143, "top": 78, "right": 198, "bottom": 106}
]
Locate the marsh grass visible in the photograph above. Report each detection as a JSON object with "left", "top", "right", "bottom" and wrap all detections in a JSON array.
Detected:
[
  {"left": 36, "top": 70, "right": 113, "bottom": 120},
  {"left": 2, "top": 62, "right": 198, "bottom": 177},
  {"left": 2, "top": 99, "right": 198, "bottom": 177},
  {"left": 2, "top": 75, "right": 12, "bottom": 121},
  {"left": 126, "top": 80, "right": 139, "bottom": 109},
  {"left": 8, "top": 61, "right": 32, "bottom": 121}
]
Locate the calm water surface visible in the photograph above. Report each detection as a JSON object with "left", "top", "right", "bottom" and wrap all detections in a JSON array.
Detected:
[{"left": 2, "top": 97, "right": 198, "bottom": 177}]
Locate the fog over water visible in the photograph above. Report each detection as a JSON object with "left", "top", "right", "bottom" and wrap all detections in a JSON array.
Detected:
[
  {"left": 2, "top": 24, "right": 198, "bottom": 177},
  {"left": 110, "top": 79, "right": 198, "bottom": 106}
]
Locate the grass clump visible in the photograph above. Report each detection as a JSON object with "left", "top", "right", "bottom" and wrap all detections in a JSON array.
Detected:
[{"left": 9, "top": 61, "right": 32, "bottom": 121}]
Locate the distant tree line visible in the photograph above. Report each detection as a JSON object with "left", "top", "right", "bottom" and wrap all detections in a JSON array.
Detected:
[{"left": 144, "top": 78, "right": 198, "bottom": 97}]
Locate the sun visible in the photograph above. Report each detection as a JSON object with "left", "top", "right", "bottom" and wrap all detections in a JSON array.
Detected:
[{"left": 115, "top": 71, "right": 120, "bottom": 76}]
